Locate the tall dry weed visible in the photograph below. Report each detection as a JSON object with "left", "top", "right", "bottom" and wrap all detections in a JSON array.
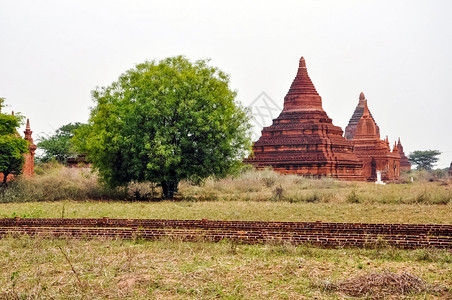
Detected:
[
  {"left": 2, "top": 165, "right": 450, "bottom": 205},
  {"left": 0, "top": 164, "right": 125, "bottom": 202}
]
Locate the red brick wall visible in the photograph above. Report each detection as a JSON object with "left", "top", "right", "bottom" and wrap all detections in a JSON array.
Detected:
[{"left": 1, "top": 218, "right": 451, "bottom": 250}]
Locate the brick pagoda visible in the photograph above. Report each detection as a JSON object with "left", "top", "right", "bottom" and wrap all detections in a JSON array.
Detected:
[
  {"left": 344, "top": 92, "right": 380, "bottom": 140},
  {"left": 449, "top": 162, "right": 452, "bottom": 177},
  {"left": 397, "top": 138, "right": 411, "bottom": 172},
  {"left": 350, "top": 101, "right": 400, "bottom": 181},
  {"left": 245, "top": 57, "right": 363, "bottom": 180},
  {"left": 23, "top": 119, "right": 37, "bottom": 176}
]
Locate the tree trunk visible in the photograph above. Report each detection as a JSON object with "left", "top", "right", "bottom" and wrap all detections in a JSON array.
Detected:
[
  {"left": 2, "top": 173, "right": 8, "bottom": 187},
  {"left": 161, "top": 180, "right": 178, "bottom": 200}
]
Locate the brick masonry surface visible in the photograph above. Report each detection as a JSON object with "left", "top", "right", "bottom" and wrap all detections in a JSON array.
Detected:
[{"left": 1, "top": 218, "right": 451, "bottom": 249}]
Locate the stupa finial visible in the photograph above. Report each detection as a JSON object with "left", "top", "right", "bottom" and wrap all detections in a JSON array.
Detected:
[
  {"left": 299, "top": 56, "right": 306, "bottom": 68},
  {"left": 359, "top": 92, "right": 365, "bottom": 101},
  {"left": 26, "top": 119, "right": 30, "bottom": 130}
]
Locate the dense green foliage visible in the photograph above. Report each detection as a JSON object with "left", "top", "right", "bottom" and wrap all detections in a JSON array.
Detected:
[
  {"left": 37, "top": 122, "right": 83, "bottom": 163},
  {"left": 408, "top": 150, "right": 442, "bottom": 170},
  {"left": 0, "top": 98, "right": 29, "bottom": 185},
  {"left": 76, "top": 56, "right": 252, "bottom": 198}
]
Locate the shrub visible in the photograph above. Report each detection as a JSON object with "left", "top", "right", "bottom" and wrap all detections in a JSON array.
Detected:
[
  {"left": 271, "top": 185, "right": 284, "bottom": 201},
  {"left": 0, "top": 164, "right": 142, "bottom": 202},
  {"left": 346, "top": 188, "right": 361, "bottom": 203}
]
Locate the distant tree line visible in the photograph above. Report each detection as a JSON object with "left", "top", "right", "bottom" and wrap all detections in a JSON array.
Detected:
[
  {"left": 37, "top": 122, "right": 84, "bottom": 164},
  {"left": 408, "top": 150, "right": 441, "bottom": 170}
]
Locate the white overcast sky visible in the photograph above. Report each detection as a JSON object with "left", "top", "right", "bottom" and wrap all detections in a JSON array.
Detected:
[{"left": 1, "top": 0, "right": 451, "bottom": 168}]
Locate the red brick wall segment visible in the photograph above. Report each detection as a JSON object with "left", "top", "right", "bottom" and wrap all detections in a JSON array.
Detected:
[{"left": 1, "top": 218, "right": 450, "bottom": 249}]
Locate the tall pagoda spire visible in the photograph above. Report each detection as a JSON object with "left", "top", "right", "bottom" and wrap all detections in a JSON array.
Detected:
[
  {"left": 283, "top": 57, "right": 322, "bottom": 112},
  {"left": 286, "top": 57, "right": 319, "bottom": 96}
]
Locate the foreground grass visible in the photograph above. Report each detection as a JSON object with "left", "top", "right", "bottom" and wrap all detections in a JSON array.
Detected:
[
  {"left": 1, "top": 167, "right": 451, "bottom": 298},
  {"left": 0, "top": 200, "right": 451, "bottom": 224},
  {"left": 0, "top": 236, "right": 450, "bottom": 299}
]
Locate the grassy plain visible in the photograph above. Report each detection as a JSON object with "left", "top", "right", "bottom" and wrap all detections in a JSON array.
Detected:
[
  {"left": 0, "top": 166, "right": 451, "bottom": 298},
  {"left": 1, "top": 165, "right": 451, "bottom": 206},
  {"left": 0, "top": 166, "right": 451, "bottom": 223},
  {"left": 0, "top": 236, "right": 451, "bottom": 299},
  {"left": 1, "top": 200, "right": 451, "bottom": 224}
]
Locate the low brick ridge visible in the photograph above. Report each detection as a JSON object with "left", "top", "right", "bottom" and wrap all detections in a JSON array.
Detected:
[
  {"left": 0, "top": 218, "right": 450, "bottom": 236},
  {"left": 1, "top": 218, "right": 451, "bottom": 249},
  {"left": 0, "top": 227, "right": 450, "bottom": 249}
]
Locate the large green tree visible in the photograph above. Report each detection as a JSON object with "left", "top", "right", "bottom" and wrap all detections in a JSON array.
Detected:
[
  {"left": 76, "top": 56, "right": 252, "bottom": 199},
  {"left": 408, "top": 150, "right": 441, "bottom": 170},
  {"left": 0, "top": 98, "right": 29, "bottom": 186},
  {"left": 38, "top": 122, "right": 83, "bottom": 163}
]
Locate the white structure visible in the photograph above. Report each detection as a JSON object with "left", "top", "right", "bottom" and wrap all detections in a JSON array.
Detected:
[{"left": 375, "top": 171, "right": 386, "bottom": 185}]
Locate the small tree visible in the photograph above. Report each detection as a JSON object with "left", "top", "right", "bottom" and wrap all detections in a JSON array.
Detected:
[
  {"left": 408, "top": 150, "right": 441, "bottom": 170},
  {"left": 0, "top": 98, "right": 29, "bottom": 186},
  {"left": 76, "top": 56, "right": 252, "bottom": 199},
  {"left": 38, "top": 122, "right": 83, "bottom": 163}
]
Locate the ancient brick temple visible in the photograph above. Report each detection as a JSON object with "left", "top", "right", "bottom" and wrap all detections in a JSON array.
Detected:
[
  {"left": 349, "top": 101, "right": 400, "bottom": 181},
  {"left": 397, "top": 138, "right": 411, "bottom": 172},
  {"left": 449, "top": 162, "right": 452, "bottom": 177},
  {"left": 344, "top": 92, "right": 380, "bottom": 140},
  {"left": 245, "top": 57, "right": 364, "bottom": 180}
]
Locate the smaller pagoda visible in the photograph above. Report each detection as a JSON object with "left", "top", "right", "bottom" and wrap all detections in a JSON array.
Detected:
[
  {"left": 397, "top": 138, "right": 411, "bottom": 172},
  {"left": 350, "top": 101, "right": 400, "bottom": 181},
  {"left": 344, "top": 92, "right": 380, "bottom": 140}
]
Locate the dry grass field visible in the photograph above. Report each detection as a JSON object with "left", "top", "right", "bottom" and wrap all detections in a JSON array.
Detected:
[
  {"left": 1, "top": 200, "right": 451, "bottom": 225},
  {"left": 0, "top": 236, "right": 450, "bottom": 299},
  {"left": 0, "top": 166, "right": 450, "bottom": 224},
  {"left": 0, "top": 166, "right": 451, "bottom": 298}
]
